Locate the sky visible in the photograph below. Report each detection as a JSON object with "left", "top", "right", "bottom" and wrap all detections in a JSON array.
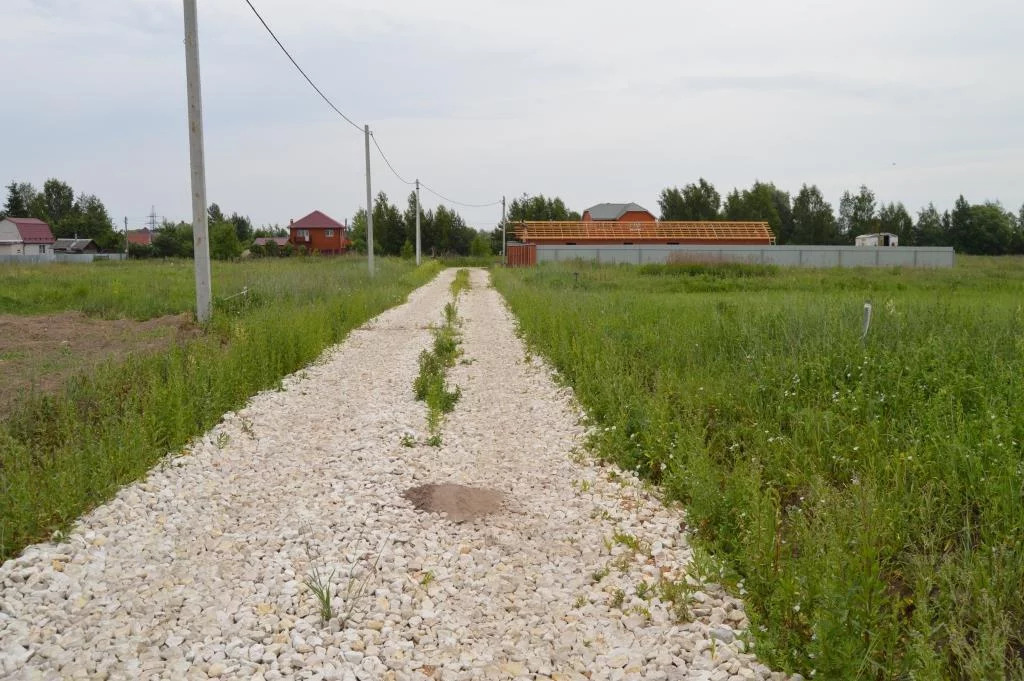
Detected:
[{"left": 2, "top": 0, "right": 1022, "bottom": 231}]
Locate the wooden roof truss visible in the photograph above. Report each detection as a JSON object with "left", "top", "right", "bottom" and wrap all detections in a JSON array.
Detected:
[{"left": 514, "top": 221, "right": 776, "bottom": 244}]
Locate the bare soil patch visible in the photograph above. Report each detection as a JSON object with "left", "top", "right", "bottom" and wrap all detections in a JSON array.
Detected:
[
  {"left": 0, "top": 311, "right": 198, "bottom": 409},
  {"left": 402, "top": 483, "right": 504, "bottom": 522}
]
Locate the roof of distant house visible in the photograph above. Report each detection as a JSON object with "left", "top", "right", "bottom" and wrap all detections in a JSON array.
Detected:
[
  {"left": 584, "top": 203, "right": 652, "bottom": 220},
  {"left": 53, "top": 238, "right": 96, "bottom": 251},
  {"left": 4, "top": 217, "right": 55, "bottom": 243},
  {"left": 127, "top": 228, "right": 152, "bottom": 246},
  {"left": 290, "top": 210, "right": 345, "bottom": 230},
  {"left": 253, "top": 236, "right": 290, "bottom": 246}
]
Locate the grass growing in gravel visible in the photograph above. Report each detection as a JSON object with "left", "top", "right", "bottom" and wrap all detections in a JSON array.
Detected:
[
  {"left": 450, "top": 268, "right": 471, "bottom": 296},
  {"left": 493, "top": 257, "right": 1024, "bottom": 680},
  {"left": 413, "top": 270, "right": 469, "bottom": 436},
  {"left": 0, "top": 258, "right": 441, "bottom": 560}
]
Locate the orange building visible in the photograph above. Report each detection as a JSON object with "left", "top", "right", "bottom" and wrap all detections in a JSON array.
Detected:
[{"left": 288, "top": 210, "right": 349, "bottom": 254}]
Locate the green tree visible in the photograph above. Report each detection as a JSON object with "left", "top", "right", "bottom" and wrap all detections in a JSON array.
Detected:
[
  {"left": 658, "top": 179, "right": 721, "bottom": 220},
  {"left": 913, "top": 204, "right": 947, "bottom": 246},
  {"left": 948, "top": 195, "right": 973, "bottom": 253},
  {"left": 2, "top": 181, "right": 36, "bottom": 219},
  {"left": 210, "top": 221, "right": 242, "bottom": 260},
  {"left": 403, "top": 192, "right": 435, "bottom": 256},
  {"left": 253, "top": 225, "right": 287, "bottom": 238},
  {"left": 349, "top": 209, "right": 370, "bottom": 254},
  {"left": 791, "top": 184, "right": 840, "bottom": 244},
  {"left": 372, "top": 192, "right": 406, "bottom": 256},
  {"left": 61, "top": 193, "right": 117, "bottom": 248},
  {"left": 470, "top": 232, "right": 492, "bottom": 256},
  {"left": 400, "top": 240, "right": 414, "bottom": 259},
  {"left": 152, "top": 221, "right": 194, "bottom": 258},
  {"left": 207, "top": 203, "right": 226, "bottom": 225},
  {"left": 966, "top": 202, "right": 1014, "bottom": 254},
  {"left": 837, "top": 185, "right": 877, "bottom": 242},
  {"left": 499, "top": 193, "right": 579, "bottom": 250},
  {"left": 507, "top": 194, "right": 579, "bottom": 222},
  {"left": 228, "top": 212, "right": 253, "bottom": 243},
  {"left": 877, "top": 202, "right": 914, "bottom": 245},
  {"left": 722, "top": 182, "right": 791, "bottom": 242},
  {"left": 28, "top": 179, "right": 75, "bottom": 229}
]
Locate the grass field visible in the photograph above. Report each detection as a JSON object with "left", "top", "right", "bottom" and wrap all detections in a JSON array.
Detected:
[
  {"left": 0, "top": 257, "right": 440, "bottom": 561},
  {"left": 493, "top": 257, "right": 1024, "bottom": 680}
]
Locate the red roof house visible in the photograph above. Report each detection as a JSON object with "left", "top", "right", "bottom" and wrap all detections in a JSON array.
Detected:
[
  {"left": 581, "top": 202, "right": 656, "bottom": 223},
  {"left": 0, "top": 217, "right": 56, "bottom": 255},
  {"left": 288, "top": 210, "right": 349, "bottom": 254},
  {"left": 127, "top": 228, "right": 153, "bottom": 246}
]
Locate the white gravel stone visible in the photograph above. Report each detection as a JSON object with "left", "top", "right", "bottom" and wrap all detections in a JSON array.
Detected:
[{"left": 0, "top": 269, "right": 793, "bottom": 680}]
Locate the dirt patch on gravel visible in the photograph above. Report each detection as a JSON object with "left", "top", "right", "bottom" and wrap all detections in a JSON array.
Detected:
[
  {"left": 0, "top": 311, "right": 198, "bottom": 409},
  {"left": 403, "top": 483, "right": 504, "bottom": 522}
]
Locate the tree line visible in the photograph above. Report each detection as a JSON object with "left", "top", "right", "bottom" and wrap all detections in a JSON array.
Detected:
[
  {"left": 655, "top": 179, "right": 1024, "bottom": 254},
  {"left": 2, "top": 179, "right": 122, "bottom": 250},
  {"left": 500, "top": 184, "right": 1024, "bottom": 255},
  {"left": 349, "top": 191, "right": 492, "bottom": 258},
  {"left": 3, "top": 179, "right": 496, "bottom": 259},
  {"left": 131, "top": 203, "right": 267, "bottom": 260}
]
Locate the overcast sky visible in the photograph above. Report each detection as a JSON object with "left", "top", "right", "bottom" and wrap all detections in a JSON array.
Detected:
[{"left": 2, "top": 0, "right": 1022, "bottom": 230}]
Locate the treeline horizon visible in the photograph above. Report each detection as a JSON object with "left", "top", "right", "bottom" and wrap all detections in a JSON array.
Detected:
[
  {"left": 7, "top": 178, "right": 1024, "bottom": 258},
  {"left": 506, "top": 181, "right": 1024, "bottom": 255}
]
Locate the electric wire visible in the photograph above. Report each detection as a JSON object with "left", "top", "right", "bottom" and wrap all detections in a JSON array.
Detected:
[
  {"left": 242, "top": 0, "right": 362, "bottom": 133},
  {"left": 369, "top": 132, "right": 414, "bottom": 185},
  {"left": 420, "top": 182, "right": 502, "bottom": 208},
  {"left": 242, "top": 0, "right": 502, "bottom": 210}
]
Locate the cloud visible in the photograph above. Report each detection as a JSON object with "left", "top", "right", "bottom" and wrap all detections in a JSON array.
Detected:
[{"left": 2, "top": 0, "right": 1022, "bottom": 228}]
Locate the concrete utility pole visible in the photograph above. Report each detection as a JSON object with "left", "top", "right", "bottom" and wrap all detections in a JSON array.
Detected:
[
  {"left": 182, "top": 0, "right": 212, "bottom": 322},
  {"left": 415, "top": 179, "right": 421, "bottom": 266},
  {"left": 501, "top": 195, "right": 507, "bottom": 259},
  {"left": 124, "top": 216, "right": 128, "bottom": 260},
  {"left": 364, "top": 124, "right": 374, "bottom": 276}
]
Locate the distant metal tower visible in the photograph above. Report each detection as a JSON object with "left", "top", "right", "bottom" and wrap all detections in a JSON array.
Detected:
[{"left": 148, "top": 206, "right": 159, "bottom": 231}]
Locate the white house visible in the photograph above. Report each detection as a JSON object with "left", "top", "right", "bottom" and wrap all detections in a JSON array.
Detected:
[
  {"left": 855, "top": 232, "right": 899, "bottom": 247},
  {"left": 0, "top": 217, "right": 56, "bottom": 255}
]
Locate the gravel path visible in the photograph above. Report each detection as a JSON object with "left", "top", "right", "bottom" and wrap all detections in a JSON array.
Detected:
[{"left": 1, "top": 269, "right": 787, "bottom": 681}]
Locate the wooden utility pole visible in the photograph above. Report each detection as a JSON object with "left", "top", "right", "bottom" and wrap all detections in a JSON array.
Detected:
[
  {"left": 415, "top": 179, "right": 421, "bottom": 265},
  {"left": 183, "top": 0, "right": 212, "bottom": 321},
  {"left": 364, "top": 124, "right": 374, "bottom": 276}
]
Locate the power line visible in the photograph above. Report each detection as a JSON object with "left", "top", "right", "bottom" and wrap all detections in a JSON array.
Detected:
[
  {"left": 420, "top": 182, "right": 502, "bottom": 209},
  {"left": 369, "top": 132, "right": 414, "bottom": 185},
  {"left": 372, "top": 131, "right": 501, "bottom": 208},
  {"left": 241, "top": 0, "right": 502, "bottom": 211},
  {"left": 241, "top": 0, "right": 362, "bottom": 133}
]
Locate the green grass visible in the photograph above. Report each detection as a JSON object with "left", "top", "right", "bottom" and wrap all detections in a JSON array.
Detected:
[
  {"left": 413, "top": 275, "right": 464, "bottom": 434},
  {"left": 493, "top": 257, "right": 1024, "bottom": 680},
  {"left": 0, "top": 257, "right": 441, "bottom": 560},
  {"left": 450, "top": 268, "right": 471, "bottom": 297}
]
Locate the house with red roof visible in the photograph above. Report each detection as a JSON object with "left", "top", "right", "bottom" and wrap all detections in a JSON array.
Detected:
[
  {"left": 0, "top": 217, "right": 56, "bottom": 255},
  {"left": 127, "top": 228, "right": 153, "bottom": 246},
  {"left": 288, "top": 210, "right": 349, "bottom": 254}
]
